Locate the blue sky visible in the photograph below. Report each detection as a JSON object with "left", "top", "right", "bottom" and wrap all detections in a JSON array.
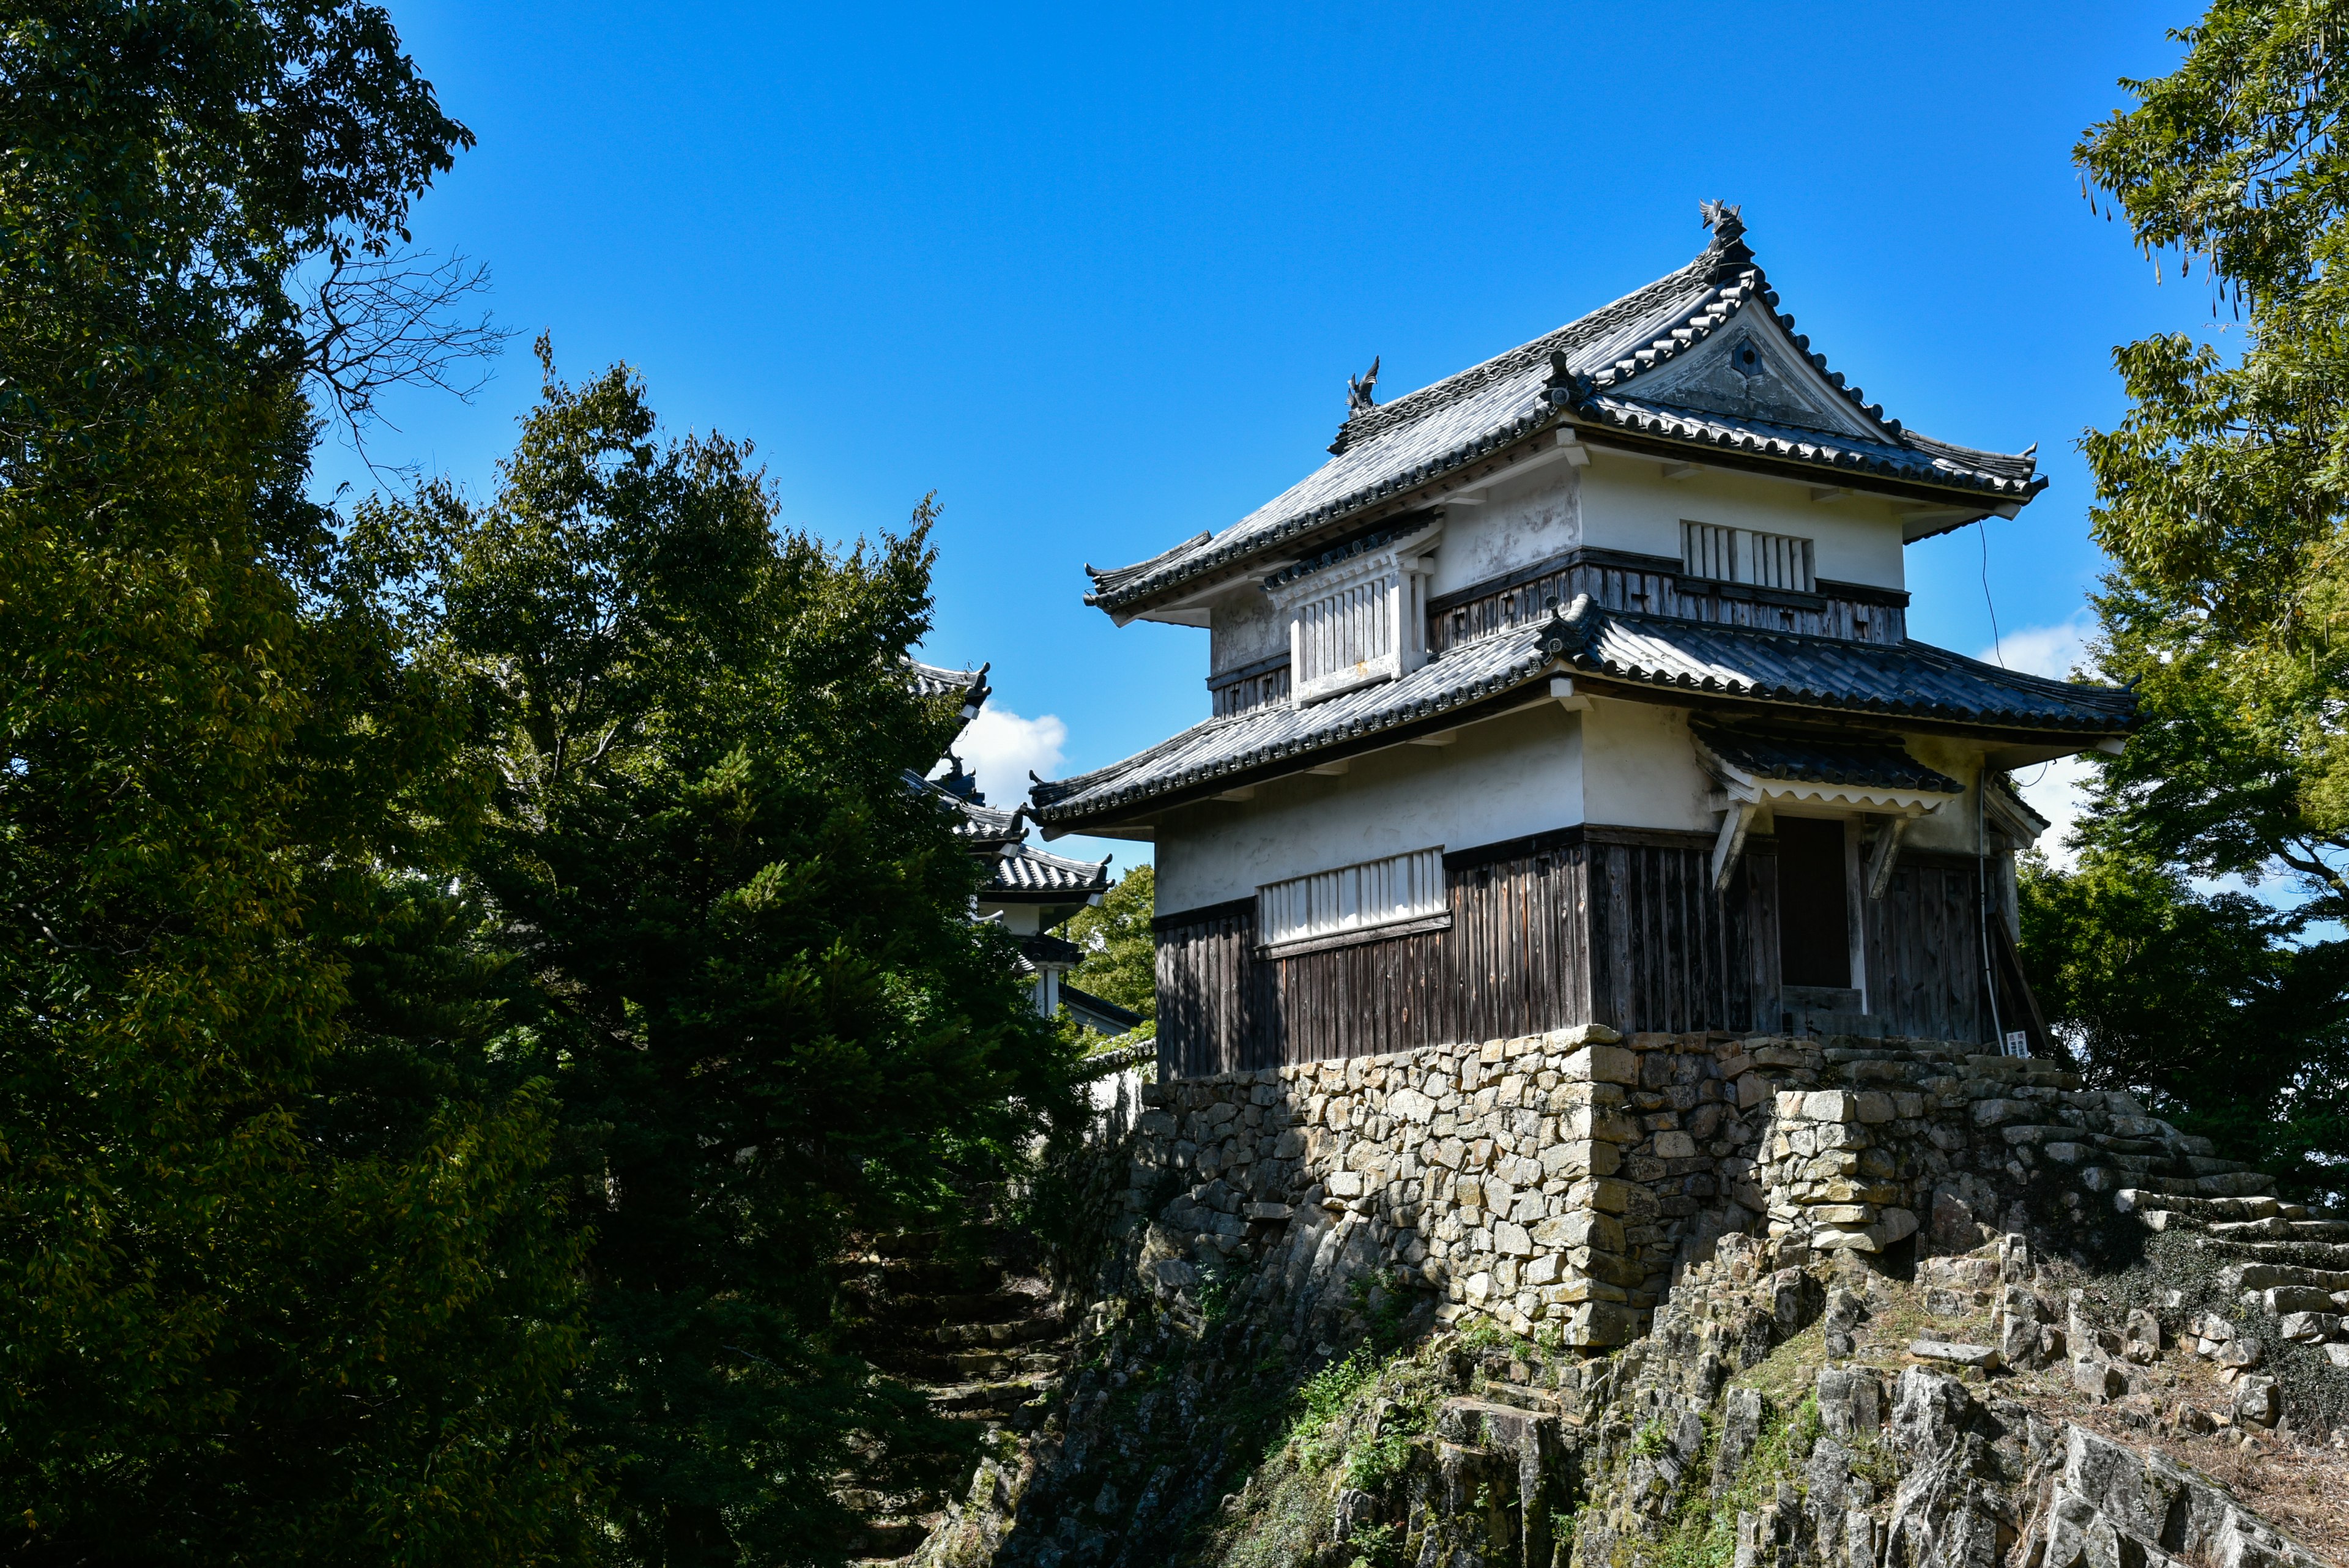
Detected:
[{"left": 324, "top": 1, "right": 2211, "bottom": 874}]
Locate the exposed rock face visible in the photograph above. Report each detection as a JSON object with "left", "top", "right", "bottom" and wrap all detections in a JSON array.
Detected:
[{"left": 893, "top": 1035, "right": 2347, "bottom": 1567}]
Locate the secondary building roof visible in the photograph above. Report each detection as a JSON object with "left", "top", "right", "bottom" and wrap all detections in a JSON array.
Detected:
[
  {"left": 1029, "top": 596, "right": 2131, "bottom": 831},
  {"left": 1085, "top": 206, "right": 2041, "bottom": 622}
]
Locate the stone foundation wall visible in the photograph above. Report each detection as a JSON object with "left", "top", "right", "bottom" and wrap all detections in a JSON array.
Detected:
[{"left": 1119, "top": 1027, "right": 2250, "bottom": 1353}]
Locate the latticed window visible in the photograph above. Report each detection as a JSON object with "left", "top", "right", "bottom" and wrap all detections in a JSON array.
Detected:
[
  {"left": 1257, "top": 847, "right": 1446, "bottom": 954},
  {"left": 1680, "top": 521, "right": 1815, "bottom": 593},
  {"left": 1266, "top": 520, "right": 1441, "bottom": 705}
]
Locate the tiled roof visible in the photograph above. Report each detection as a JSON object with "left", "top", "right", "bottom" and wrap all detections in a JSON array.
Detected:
[
  {"left": 1061, "top": 981, "right": 1143, "bottom": 1032},
  {"left": 905, "top": 656, "right": 991, "bottom": 710},
  {"left": 1085, "top": 212, "right": 2040, "bottom": 618},
  {"left": 1567, "top": 601, "right": 2134, "bottom": 731},
  {"left": 989, "top": 842, "right": 1113, "bottom": 898},
  {"left": 1690, "top": 724, "right": 1962, "bottom": 796},
  {"left": 1030, "top": 598, "right": 2131, "bottom": 827},
  {"left": 1031, "top": 628, "right": 1562, "bottom": 823},
  {"left": 907, "top": 769, "right": 1026, "bottom": 846}
]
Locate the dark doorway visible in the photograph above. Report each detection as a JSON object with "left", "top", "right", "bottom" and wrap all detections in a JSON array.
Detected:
[{"left": 1776, "top": 817, "right": 1850, "bottom": 987}]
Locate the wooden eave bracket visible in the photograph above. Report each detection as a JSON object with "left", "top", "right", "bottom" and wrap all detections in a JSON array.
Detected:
[
  {"left": 1865, "top": 816, "right": 1910, "bottom": 900},
  {"left": 1711, "top": 795, "right": 1758, "bottom": 893}
]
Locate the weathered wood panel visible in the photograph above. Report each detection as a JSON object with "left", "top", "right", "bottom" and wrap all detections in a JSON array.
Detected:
[
  {"left": 1863, "top": 851, "right": 1992, "bottom": 1042},
  {"left": 1425, "top": 547, "right": 1907, "bottom": 656},
  {"left": 1152, "top": 832, "right": 2028, "bottom": 1078},
  {"left": 1152, "top": 899, "right": 1266, "bottom": 1080},
  {"left": 1585, "top": 831, "right": 1748, "bottom": 1035}
]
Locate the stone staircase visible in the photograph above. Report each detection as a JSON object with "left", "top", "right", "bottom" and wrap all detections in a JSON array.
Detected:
[
  {"left": 2112, "top": 1188, "right": 2349, "bottom": 1361},
  {"left": 835, "top": 1224, "right": 1075, "bottom": 1562}
]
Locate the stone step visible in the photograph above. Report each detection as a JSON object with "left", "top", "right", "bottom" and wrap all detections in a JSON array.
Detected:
[
  {"left": 847, "top": 1288, "right": 1046, "bottom": 1326},
  {"left": 932, "top": 1314, "right": 1067, "bottom": 1350},
  {"left": 1480, "top": 1381, "right": 1562, "bottom": 1415},
  {"left": 2115, "top": 1190, "right": 2281, "bottom": 1223},
  {"left": 929, "top": 1375, "right": 1055, "bottom": 1418},
  {"left": 2213, "top": 1238, "right": 2349, "bottom": 1273},
  {"left": 852, "top": 1514, "right": 940, "bottom": 1561}
]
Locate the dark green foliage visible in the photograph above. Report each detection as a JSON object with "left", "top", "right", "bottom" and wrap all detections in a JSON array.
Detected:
[
  {"left": 2035, "top": 1, "right": 2349, "bottom": 1195},
  {"left": 0, "top": 2, "right": 587, "bottom": 1561},
  {"left": 1065, "top": 862, "right": 1157, "bottom": 1033},
  {"left": 362, "top": 347, "right": 1087, "bottom": 1562},
  {"left": 2071, "top": 3, "right": 2349, "bottom": 926},
  {"left": 2017, "top": 852, "right": 2349, "bottom": 1201}
]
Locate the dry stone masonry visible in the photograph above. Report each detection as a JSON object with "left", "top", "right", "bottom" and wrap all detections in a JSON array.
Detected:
[{"left": 1121, "top": 1027, "right": 2274, "bottom": 1354}]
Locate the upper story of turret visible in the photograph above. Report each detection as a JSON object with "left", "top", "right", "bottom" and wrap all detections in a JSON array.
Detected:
[{"left": 1077, "top": 206, "right": 2043, "bottom": 721}]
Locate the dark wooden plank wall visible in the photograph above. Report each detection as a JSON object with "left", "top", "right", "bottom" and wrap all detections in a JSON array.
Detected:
[
  {"left": 1425, "top": 554, "right": 1905, "bottom": 656},
  {"left": 1586, "top": 832, "right": 1748, "bottom": 1036},
  {"left": 1154, "top": 832, "right": 2020, "bottom": 1077},
  {"left": 1862, "top": 850, "right": 1993, "bottom": 1043},
  {"left": 1152, "top": 839, "right": 1596, "bottom": 1077},
  {"left": 1154, "top": 901, "right": 1266, "bottom": 1080}
]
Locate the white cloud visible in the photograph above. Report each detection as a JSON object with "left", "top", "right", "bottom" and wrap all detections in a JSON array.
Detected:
[
  {"left": 2009, "top": 752, "right": 2095, "bottom": 871},
  {"left": 949, "top": 705, "right": 1067, "bottom": 810},
  {"left": 1976, "top": 611, "right": 2095, "bottom": 682}
]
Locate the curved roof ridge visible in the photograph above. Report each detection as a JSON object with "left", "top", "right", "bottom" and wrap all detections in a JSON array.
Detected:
[{"left": 1329, "top": 247, "right": 1718, "bottom": 450}]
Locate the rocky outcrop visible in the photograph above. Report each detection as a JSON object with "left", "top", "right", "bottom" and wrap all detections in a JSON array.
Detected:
[{"left": 889, "top": 1032, "right": 2349, "bottom": 1567}]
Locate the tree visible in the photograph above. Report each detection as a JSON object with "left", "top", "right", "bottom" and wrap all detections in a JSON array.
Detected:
[
  {"left": 2074, "top": 1, "right": 2349, "bottom": 924},
  {"left": 1064, "top": 863, "right": 1156, "bottom": 1037},
  {"left": 366, "top": 348, "right": 1086, "bottom": 1564},
  {"left": 2018, "top": 852, "right": 2349, "bottom": 1200},
  {"left": 0, "top": 5, "right": 585, "bottom": 1559}
]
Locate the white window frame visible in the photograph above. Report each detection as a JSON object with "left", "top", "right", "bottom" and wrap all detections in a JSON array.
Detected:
[
  {"left": 1267, "top": 521, "right": 1442, "bottom": 705},
  {"left": 1255, "top": 847, "right": 1449, "bottom": 959},
  {"left": 1680, "top": 520, "right": 1816, "bottom": 593}
]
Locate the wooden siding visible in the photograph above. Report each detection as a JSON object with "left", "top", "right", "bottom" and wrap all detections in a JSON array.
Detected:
[
  {"left": 1154, "top": 832, "right": 2020, "bottom": 1078},
  {"left": 1861, "top": 850, "right": 1994, "bottom": 1043},
  {"left": 1426, "top": 548, "right": 1906, "bottom": 656},
  {"left": 1586, "top": 831, "right": 1749, "bottom": 1036},
  {"left": 1207, "top": 659, "right": 1291, "bottom": 718}
]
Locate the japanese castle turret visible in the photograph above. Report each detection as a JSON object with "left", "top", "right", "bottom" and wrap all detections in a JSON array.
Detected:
[
  {"left": 1028, "top": 206, "right": 2132, "bottom": 1079},
  {"left": 905, "top": 659, "right": 1135, "bottom": 1034}
]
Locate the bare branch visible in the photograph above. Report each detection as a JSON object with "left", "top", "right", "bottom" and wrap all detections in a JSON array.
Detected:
[{"left": 300, "top": 247, "right": 515, "bottom": 455}]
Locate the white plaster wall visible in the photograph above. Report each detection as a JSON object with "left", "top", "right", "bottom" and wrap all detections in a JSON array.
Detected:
[
  {"left": 1576, "top": 452, "right": 1906, "bottom": 590},
  {"left": 1153, "top": 704, "right": 1584, "bottom": 914},
  {"left": 1900, "top": 734, "right": 1989, "bottom": 855},
  {"left": 1427, "top": 467, "right": 1581, "bottom": 596},
  {"left": 1577, "top": 700, "right": 1716, "bottom": 833},
  {"left": 1208, "top": 584, "right": 1287, "bottom": 675}
]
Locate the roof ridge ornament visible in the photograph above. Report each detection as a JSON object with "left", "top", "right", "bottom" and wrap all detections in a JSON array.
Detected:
[
  {"left": 1699, "top": 199, "right": 1754, "bottom": 279},
  {"left": 1327, "top": 355, "right": 1382, "bottom": 453},
  {"left": 1537, "top": 593, "right": 1603, "bottom": 663}
]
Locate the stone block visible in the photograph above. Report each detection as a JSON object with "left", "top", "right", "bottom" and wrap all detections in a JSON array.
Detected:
[
  {"left": 1243, "top": 1202, "right": 1293, "bottom": 1221},
  {"left": 1539, "top": 1140, "right": 1620, "bottom": 1180},
  {"left": 1804, "top": 1090, "right": 1858, "bottom": 1123},
  {"left": 1562, "top": 1043, "right": 1639, "bottom": 1087},
  {"left": 1549, "top": 1023, "right": 1624, "bottom": 1049},
  {"left": 1854, "top": 1091, "right": 1897, "bottom": 1125},
  {"left": 1737, "top": 1072, "right": 1770, "bottom": 1109},
  {"left": 1909, "top": 1340, "right": 1998, "bottom": 1370},
  {"left": 1565, "top": 1300, "right": 1631, "bottom": 1347},
  {"left": 2071, "top": 1356, "right": 2127, "bottom": 1402},
  {"left": 1775, "top": 1090, "right": 1808, "bottom": 1120},
  {"left": 2278, "top": 1310, "right": 2337, "bottom": 1343},
  {"left": 1388, "top": 1087, "right": 1436, "bottom": 1124},
  {"left": 1653, "top": 1131, "right": 1698, "bottom": 1159},
  {"left": 1532, "top": 1210, "right": 1625, "bottom": 1252},
  {"left": 2234, "top": 1374, "right": 2280, "bottom": 1427},
  {"left": 1326, "top": 1171, "right": 1365, "bottom": 1198},
  {"left": 2263, "top": 1285, "right": 2336, "bottom": 1316},
  {"left": 1567, "top": 1177, "right": 1633, "bottom": 1214},
  {"left": 1494, "top": 1221, "right": 1534, "bottom": 1257}
]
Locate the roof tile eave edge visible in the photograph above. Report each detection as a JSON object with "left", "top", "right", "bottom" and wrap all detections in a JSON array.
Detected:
[
  {"left": 1032, "top": 654, "right": 1554, "bottom": 823},
  {"left": 1094, "top": 406, "right": 2048, "bottom": 618}
]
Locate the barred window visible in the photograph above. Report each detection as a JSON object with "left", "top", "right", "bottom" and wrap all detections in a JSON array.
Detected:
[
  {"left": 1681, "top": 521, "right": 1815, "bottom": 593},
  {"left": 1257, "top": 847, "right": 1446, "bottom": 954}
]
